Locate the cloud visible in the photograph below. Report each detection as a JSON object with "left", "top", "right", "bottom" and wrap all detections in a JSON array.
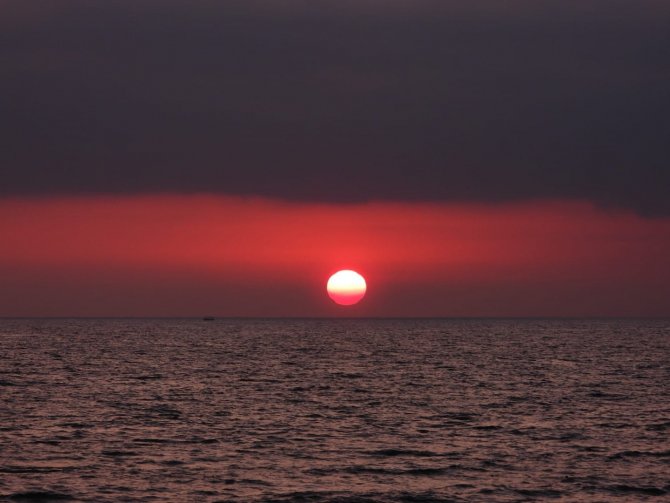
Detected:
[{"left": 1, "top": 0, "right": 669, "bottom": 215}]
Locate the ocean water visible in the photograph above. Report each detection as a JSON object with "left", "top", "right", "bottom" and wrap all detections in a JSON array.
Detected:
[{"left": 0, "top": 318, "right": 668, "bottom": 502}]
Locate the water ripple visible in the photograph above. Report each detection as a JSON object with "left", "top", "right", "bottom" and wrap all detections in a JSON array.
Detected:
[{"left": 1, "top": 318, "right": 668, "bottom": 502}]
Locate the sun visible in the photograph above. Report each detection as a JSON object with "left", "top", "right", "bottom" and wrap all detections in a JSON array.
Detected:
[{"left": 327, "top": 270, "right": 367, "bottom": 306}]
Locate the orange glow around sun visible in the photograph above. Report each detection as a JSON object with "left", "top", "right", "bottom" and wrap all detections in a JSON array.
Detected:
[
  {"left": 327, "top": 270, "right": 367, "bottom": 305},
  {"left": 0, "top": 195, "right": 669, "bottom": 316}
]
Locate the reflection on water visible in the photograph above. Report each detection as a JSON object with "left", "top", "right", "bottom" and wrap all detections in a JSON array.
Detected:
[{"left": 1, "top": 318, "right": 668, "bottom": 501}]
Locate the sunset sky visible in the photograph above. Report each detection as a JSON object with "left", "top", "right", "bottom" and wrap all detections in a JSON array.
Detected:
[{"left": 2, "top": 1, "right": 669, "bottom": 317}]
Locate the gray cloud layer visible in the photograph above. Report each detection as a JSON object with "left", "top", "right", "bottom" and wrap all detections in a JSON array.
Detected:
[{"left": 2, "top": 1, "right": 669, "bottom": 214}]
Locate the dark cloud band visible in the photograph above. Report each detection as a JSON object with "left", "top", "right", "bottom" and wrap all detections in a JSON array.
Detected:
[{"left": 1, "top": 1, "right": 669, "bottom": 215}]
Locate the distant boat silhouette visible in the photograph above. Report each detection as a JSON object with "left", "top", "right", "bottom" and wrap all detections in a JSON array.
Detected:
[{"left": 203, "top": 317, "right": 215, "bottom": 321}]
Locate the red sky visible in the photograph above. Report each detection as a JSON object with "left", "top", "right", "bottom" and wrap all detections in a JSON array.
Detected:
[{"left": 1, "top": 196, "right": 669, "bottom": 317}]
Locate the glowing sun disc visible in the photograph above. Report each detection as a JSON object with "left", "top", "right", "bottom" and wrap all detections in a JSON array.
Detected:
[{"left": 327, "top": 270, "right": 366, "bottom": 306}]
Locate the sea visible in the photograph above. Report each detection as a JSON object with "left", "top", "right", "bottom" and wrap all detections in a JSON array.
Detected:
[{"left": 0, "top": 318, "right": 668, "bottom": 502}]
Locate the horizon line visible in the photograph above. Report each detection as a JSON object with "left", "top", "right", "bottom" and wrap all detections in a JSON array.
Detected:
[{"left": 1, "top": 316, "right": 668, "bottom": 321}]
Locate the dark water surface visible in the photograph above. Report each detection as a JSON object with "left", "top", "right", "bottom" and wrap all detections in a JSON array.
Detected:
[{"left": 1, "top": 319, "right": 669, "bottom": 502}]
